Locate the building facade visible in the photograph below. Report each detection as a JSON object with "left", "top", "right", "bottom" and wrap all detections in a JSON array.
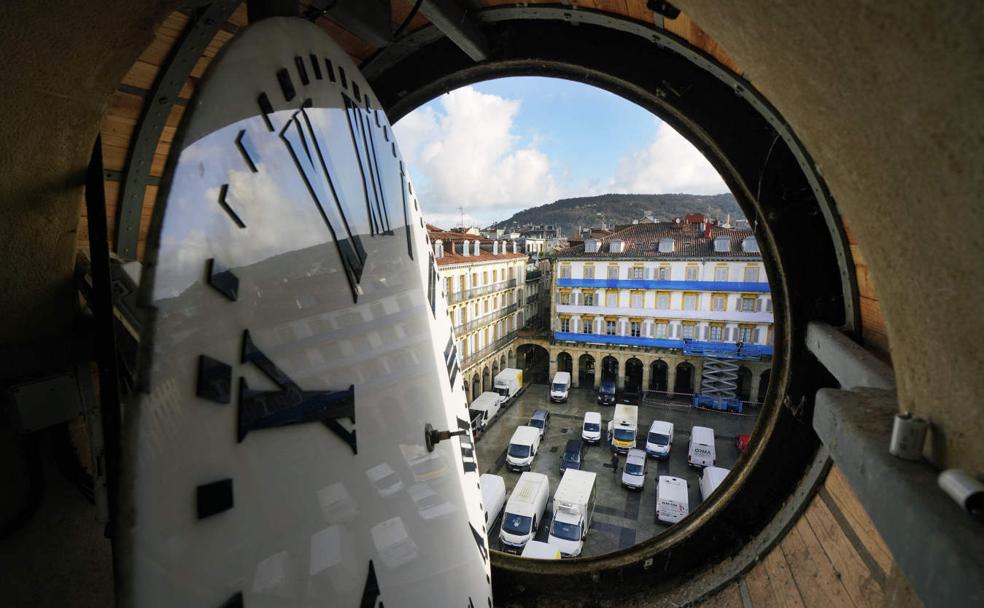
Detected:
[
  {"left": 429, "top": 228, "right": 532, "bottom": 403},
  {"left": 548, "top": 219, "right": 774, "bottom": 404}
]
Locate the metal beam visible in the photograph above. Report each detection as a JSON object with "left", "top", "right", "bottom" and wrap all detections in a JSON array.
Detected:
[
  {"left": 311, "top": 0, "right": 393, "bottom": 48},
  {"left": 114, "top": 0, "right": 239, "bottom": 259},
  {"left": 806, "top": 321, "right": 895, "bottom": 390},
  {"left": 418, "top": 0, "right": 488, "bottom": 62}
]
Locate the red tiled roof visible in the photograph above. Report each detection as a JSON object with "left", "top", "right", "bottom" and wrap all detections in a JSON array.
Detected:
[
  {"left": 435, "top": 251, "right": 527, "bottom": 266},
  {"left": 558, "top": 221, "right": 758, "bottom": 258}
]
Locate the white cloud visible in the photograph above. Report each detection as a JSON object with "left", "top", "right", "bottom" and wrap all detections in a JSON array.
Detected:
[
  {"left": 609, "top": 120, "right": 728, "bottom": 195},
  {"left": 394, "top": 86, "right": 564, "bottom": 226}
]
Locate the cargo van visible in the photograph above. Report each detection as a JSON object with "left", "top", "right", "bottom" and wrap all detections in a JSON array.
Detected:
[
  {"left": 699, "top": 466, "right": 731, "bottom": 501},
  {"left": 521, "top": 540, "right": 560, "bottom": 560},
  {"left": 550, "top": 371, "right": 571, "bottom": 402},
  {"left": 597, "top": 379, "right": 616, "bottom": 405},
  {"left": 494, "top": 368, "right": 523, "bottom": 400},
  {"left": 528, "top": 409, "right": 550, "bottom": 437},
  {"left": 468, "top": 391, "right": 504, "bottom": 431},
  {"left": 645, "top": 420, "right": 674, "bottom": 459},
  {"left": 607, "top": 404, "right": 639, "bottom": 454},
  {"left": 621, "top": 448, "right": 647, "bottom": 490},
  {"left": 506, "top": 426, "right": 541, "bottom": 472},
  {"left": 480, "top": 473, "right": 506, "bottom": 526},
  {"left": 560, "top": 439, "right": 583, "bottom": 473},
  {"left": 656, "top": 475, "right": 690, "bottom": 524},
  {"left": 547, "top": 469, "right": 597, "bottom": 557},
  {"left": 499, "top": 472, "right": 550, "bottom": 552},
  {"left": 688, "top": 426, "right": 716, "bottom": 468},
  {"left": 582, "top": 412, "right": 602, "bottom": 444}
]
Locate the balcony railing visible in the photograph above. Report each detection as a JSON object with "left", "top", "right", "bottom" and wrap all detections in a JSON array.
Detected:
[
  {"left": 460, "top": 333, "right": 518, "bottom": 368},
  {"left": 447, "top": 278, "right": 519, "bottom": 304},
  {"left": 526, "top": 270, "right": 542, "bottom": 281},
  {"left": 526, "top": 293, "right": 538, "bottom": 304},
  {"left": 453, "top": 303, "right": 519, "bottom": 334}
]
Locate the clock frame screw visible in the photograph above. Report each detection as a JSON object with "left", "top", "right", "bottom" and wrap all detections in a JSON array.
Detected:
[{"left": 425, "top": 422, "right": 468, "bottom": 452}]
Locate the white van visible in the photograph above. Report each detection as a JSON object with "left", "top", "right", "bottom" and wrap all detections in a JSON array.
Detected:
[
  {"left": 506, "top": 426, "right": 541, "bottom": 472},
  {"left": 645, "top": 420, "right": 674, "bottom": 459},
  {"left": 699, "top": 466, "right": 731, "bottom": 501},
  {"left": 499, "top": 472, "right": 550, "bottom": 553},
  {"left": 521, "top": 540, "right": 560, "bottom": 560},
  {"left": 469, "top": 391, "right": 504, "bottom": 430},
  {"left": 582, "top": 412, "right": 602, "bottom": 444},
  {"left": 480, "top": 473, "right": 506, "bottom": 527},
  {"left": 494, "top": 368, "right": 523, "bottom": 400},
  {"left": 550, "top": 371, "right": 571, "bottom": 402},
  {"left": 688, "top": 425, "right": 716, "bottom": 468},
  {"left": 656, "top": 475, "right": 690, "bottom": 524}
]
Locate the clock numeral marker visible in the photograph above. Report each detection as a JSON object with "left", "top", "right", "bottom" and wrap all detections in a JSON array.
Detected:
[
  {"left": 353, "top": 82, "right": 362, "bottom": 102},
  {"left": 360, "top": 560, "right": 382, "bottom": 608},
  {"left": 217, "top": 184, "right": 247, "bottom": 229},
  {"left": 220, "top": 592, "right": 243, "bottom": 608},
  {"left": 281, "top": 107, "right": 367, "bottom": 303},
  {"left": 456, "top": 417, "right": 477, "bottom": 475},
  {"left": 338, "top": 66, "right": 348, "bottom": 89},
  {"left": 427, "top": 254, "right": 438, "bottom": 317},
  {"left": 235, "top": 129, "right": 260, "bottom": 173},
  {"left": 257, "top": 92, "right": 275, "bottom": 132},
  {"left": 309, "top": 53, "right": 322, "bottom": 80},
  {"left": 443, "top": 337, "right": 459, "bottom": 389},
  {"left": 324, "top": 57, "right": 336, "bottom": 83},
  {"left": 197, "top": 478, "right": 233, "bottom": 519},
  {"left": 206, "top": 258, "right": 239, "bottom": 301},
  {"left": 400, "top": 164, "right": 414, "bottom": 259},
  {"left": 469, "top": 522, "right": 489, "bottom": 565},
  {"left": 344, "top": 94, "right": 392, "bottom": 236},
  {"left": 237, "top": 330, "right": 357, "bottom": 453},
  {"left": 197, "top": 354, "right": 232, "bottom": 404},
  {"left": 276, "top": 67, "right": 296, "bottom": 101},
  {"left": 294, "top": 55, "right": 309, "bottom": 86}
]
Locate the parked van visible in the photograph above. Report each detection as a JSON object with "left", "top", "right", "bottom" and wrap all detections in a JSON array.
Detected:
[
  {"left": 521, "top": 540, "right": 560, "bottom": 560},
  {"left": 560, "top": 439, "right": 583, "bottom": 473},
  {"left": 469, "top": 391, "right": 504, "bottom": 431},
  {"left": 688, "top": 426, "right": 716, "bottom": 468},
  {"left": 607, "top": 404, "right": 639, "bottom": 454},
  {"left": 550, "top": 371, "right": 571, "bottom": 402},
  {"left": 494, "top": 368, "right": 523, "bottom": 400},
  {"left": 621, "top": 448, "right": 647, "bottom": 490},
  {"left": 699, "top": 466, "right": 731, "bottom": 501},
  {"left": 506, "top": 426, "right": 541, "bottom": 472},
  {"left": 499, "top": 472, "right": 550, "bottom": 552},
  {"left": 645, "top": 420, "right": 674, "bottom": 459},
  {"left": 597, "top": 379, "right": 616, "bottom": 405},
  {"left": 528, "top": 409, "right": 550, "bottom": 437},
  {"left": 480, "top": 473, "right": 506, "bottom": 526},
  {"left": 548, "top": 469, "right": 597, "bottom": 557},
  {"left": 582, "top": 412, "right": 602, "bottom": 444},
  {"left": 656, "top": 475, "right": 690, "bottom": 524}
]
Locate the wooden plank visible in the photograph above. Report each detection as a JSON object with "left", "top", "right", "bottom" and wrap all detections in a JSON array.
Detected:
[
  {"left": 780, "top": 517, "right": 856, "bottom": 608},
  {"left": 804, "top": 498, "right": 885, "bottom": 607},
  {"left": 761, "top": 548, "right": 806, "bottom": 608},
  {"left": 137, "top": 11, "right": 190, "bottom": 66},
  {"left": 700, "top": 582, "right": 743, "bottom": 608},
  {"left": 744, "top": 561, "right": 782, "bottom": 608},
  {"left": 227, "top": 2, "right": 248, "bottom": 28},
  {"left": 823, "top": 466, "right": 894, "bottom": 574},
  {"left": 314, "top": 16, "right": 377, "bottom": 62}
]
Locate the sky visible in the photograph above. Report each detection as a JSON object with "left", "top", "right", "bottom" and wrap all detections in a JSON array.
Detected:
[{"left": 393, "top": 76, "right": 729, "bottom": 230}]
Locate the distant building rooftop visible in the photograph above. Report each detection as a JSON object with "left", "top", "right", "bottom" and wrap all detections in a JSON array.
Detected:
[{"left": 558, "top": 221, "right": 759, "bottom": 259}]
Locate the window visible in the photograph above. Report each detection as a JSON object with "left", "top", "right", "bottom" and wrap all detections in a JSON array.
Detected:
[
  {"left": 446, "top": 277, "right": 453, "bottom": 296},
  {"left": 766, "top": 298, "right": 773, "bottom": 312},
  {"left": 560, "top": 317, "right": 570, "bottom": 332},
  {"left": 630, "top": 321, "right": 641, "bottom": 337},
  {"left": 484, "top": 299, "right": 490, "bottom": 313},
  {"left": 581, "top": 317, "right": 592, "bottom": 334},
  {"left": 583, "top": 291, "right": 595, "bottom": 306},
  {"left": 630, "top": 291, "right": 643, "bottom": 308},
  {"left": 656, "top": 265, "right": 670, "bottom": 280},
  {"left": 606, "top": 291, "right": 617, "bottom": 307},
  {"left": 559, "top": 265, "right": 571, "bottom": 279},
  {"left": 583, "top": 265, "right": 595, "bottom": 279},
  {"left": 743, "top": 265, "right": 760, "bottom": 282},
  {"left": 683, "top": 293, "right": 698, "bottom": 311},
  {"left": 607, "top": 265, "right": 618, "bottom": 280},
  {"left": 738, "top": 326, "right": 754, "bottom": 343},
  {"left": 606, "top": 320, "right": 617, "bottom": 335},
  {"left": 471, "top": 272, "right": 477, "bottom": 287},
  {"left": 714, "top": 265, "right": 728, "bottom": 281},
  {"left": 483, "top": 271, "right": 488, "bottom": 285},
  {"left": 654, "top": 322, "right": 668, "bottom": 338},
  {"left": 559, "top": 291, "right": 571, "bottom": 305},
  {"left": 682, "top": 323, "right": 696, "bottom": 339},
  {"left": 631, "top": 266, "right": 644, "bottom": 279},
  {"left": 656, "top": 292, "right": 670, "bottom": 309},
  {"left": 709, "top": 324, "right": 723, "bottom": 341},
  {"left": 740, "top": 296, "right": 757, "bottom": 312},
  {"left": 459, "top": 275, "right": 466, "bottom": 291},
  {"left": 685, "top": 266, "right": 699, "bottom": 281},
  {"left": 711, "top": 294, "right": 727, "bottom": 311}
]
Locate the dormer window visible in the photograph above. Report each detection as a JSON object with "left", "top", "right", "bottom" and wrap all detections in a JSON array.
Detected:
[
  {"left": 658, "top": 238, "right": 675, "bottom": 253},
  {"left": 585, "top": 238, "right": 600, "bottom": 253},
  {"left": 714, "top": 235, "right": 731, "bottom": 253},
  {"left": 433, "top": 239, "right": 443, "bottom": 258},
  {"left": 742, "top": 236, "right": 759, "bottom": 253},
  {"left": 609, "top": 239, "right": 625, "bottom": 253}
]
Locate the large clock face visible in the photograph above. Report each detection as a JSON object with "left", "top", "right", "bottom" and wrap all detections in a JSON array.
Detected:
[{"left": 121, "top": 18, "right": 491, "bottom": 608}]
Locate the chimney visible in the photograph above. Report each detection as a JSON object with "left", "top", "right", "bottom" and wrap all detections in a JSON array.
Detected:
[
  {"left": 512, "top": 240, "right": 518, "bottom": 253},
  {"left": 461, "top": 239, "right": 469, "bottom": 256},
  {"left": 493, "top": 241, "right": 499, "bottom": 254},
  {"left": 704, "top": 223, "right": 712, "bottom": 239},
  {"left": 434, "top": 239, "right": 443, "bottom": 258}
]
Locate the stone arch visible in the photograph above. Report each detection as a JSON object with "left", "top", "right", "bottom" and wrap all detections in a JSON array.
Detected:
[
  {"left": 625, "top": 357, "right": 643, "bottom": 393},
  {"left": 517, "top": 343, "right": 549, "bottom": 384},
  {"left": 759, "top": 369, "right": 772, "bottom": 403},
  {"left": 500, "top": 354, "right": 507, "bottom": 370},
  {"left": 557, "top": 351, "right": 573, "bottom": 373},
  {"left": 650, "top": 360, "right": 668, "bottom": 392},
  {"left": 492, "top": 359, "right": 499, "bottom": 378},
  {"left": 482, "top": 366, "right": 491, "bottom": 392},
  {"left": 471, "top": 374, "right": 481, "bottom": 400},
  {"left": 578, "top": 354, "right": 596, "bottom": 388},
  {"left": 601, "top": 355, "right": 619, "bottom": 383},
  {"left": 675, "top": 361, "right": 695, "bottom": 394},
  {"left": 507, "top": 349, "right": 515, "bottom": 368},
  {"left": 736, "top": 366, "right": 753, "bottom": 401}
]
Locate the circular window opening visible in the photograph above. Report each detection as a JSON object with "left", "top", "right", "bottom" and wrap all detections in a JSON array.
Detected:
[
  {"left": 370, "top": 10, "right": 855, "bottom": 603},
  {"left": 394, "top": 75, "right": 777, "bottom": 562}
]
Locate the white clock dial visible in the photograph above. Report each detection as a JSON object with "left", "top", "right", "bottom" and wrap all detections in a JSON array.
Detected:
[{"left": 121, "top": 17, "right": 491, "bottom": 608}]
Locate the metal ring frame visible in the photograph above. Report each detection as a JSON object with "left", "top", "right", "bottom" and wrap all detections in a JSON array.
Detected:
[{"left": 364, "top": 7, "right": 856, "bottom": 604}]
